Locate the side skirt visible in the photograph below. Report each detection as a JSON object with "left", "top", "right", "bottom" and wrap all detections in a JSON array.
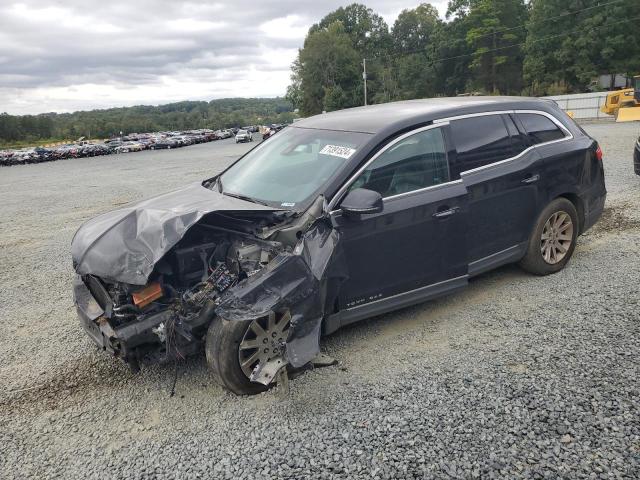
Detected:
[
  {"left": 323, "top": 275, "right": 468, "bottom": 336},
  {"left": 467, "top": 242, "right": 527, "bottom": 278}
]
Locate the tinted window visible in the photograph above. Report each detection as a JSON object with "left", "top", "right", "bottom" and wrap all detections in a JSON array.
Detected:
[
  {"left": 450, "top": 115, "right": 513, "bottom": 173},
  {"left": 517, "top": 113, "right": 566, "bottom": 144},
  {"left": 505, "top": 114, "right": 528, "bottom": 155},
  {"left": 350, "top": 128, "right": 449, "bottom": 198}
]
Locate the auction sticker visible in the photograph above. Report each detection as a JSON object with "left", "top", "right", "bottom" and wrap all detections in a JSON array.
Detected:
[{"left": 319, "top": 144, "right": 356, "bottom": 159}]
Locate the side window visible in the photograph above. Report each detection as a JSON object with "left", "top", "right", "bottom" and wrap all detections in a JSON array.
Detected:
[
  {"left": 517, "top": 113, "right": 566, "bottom": 145},
  {"left": 350, "top": 127, "right": 449, "bottom": 198},
  {"left": 450, "top": 115, "right": 513, "bottom": 174},
  {"left": 504, "top": 114, "right": 528, "bottom": 156}
]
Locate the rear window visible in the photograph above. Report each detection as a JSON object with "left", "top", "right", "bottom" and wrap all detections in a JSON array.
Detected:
[
  {"left": 450, "top": 115, "right": 513, "bottom": 174},
  {"left": 517, "top": 113, "right": 566, "bottom": 145}
]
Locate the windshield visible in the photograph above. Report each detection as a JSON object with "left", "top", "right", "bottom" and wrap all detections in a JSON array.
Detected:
[
  {"left": 237, "top": 130, "right": 247, "bottom": 135},
  {"left": 219, "top": 126, "right": 371, "bottom": 208}
]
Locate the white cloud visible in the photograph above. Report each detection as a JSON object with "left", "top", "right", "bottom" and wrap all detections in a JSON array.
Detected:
[
  {"left": 0, "top": 1, "right": 449, "bottom": 114},
  {"left": 260, "top": 15, "right": 308, "bottom": 40}
]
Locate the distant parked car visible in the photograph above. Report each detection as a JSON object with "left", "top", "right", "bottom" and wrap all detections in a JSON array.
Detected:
[
  {"left": 151, "top": 139, "right": 175, "bottom": 150},
  {"left": 235, "top": 129, "right": 253, "bottom": 143},
  {"left": 1, "top": 127, "right": 219, "bottom": 167}
]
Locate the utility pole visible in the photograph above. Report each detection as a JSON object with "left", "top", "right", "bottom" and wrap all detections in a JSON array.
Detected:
[{"left": 363, "top": 58, "right": 368, "bottom": 106}]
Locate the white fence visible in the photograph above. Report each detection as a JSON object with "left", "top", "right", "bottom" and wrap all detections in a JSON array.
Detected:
[{"left": 543, "top": 92, "right": 610, "bottom": 120}]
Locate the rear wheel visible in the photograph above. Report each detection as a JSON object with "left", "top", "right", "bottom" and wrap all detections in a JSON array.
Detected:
[
  {"left": 205, "top": 311, "right": 291, "bottom": 395},
  {"left": 519, "top": 197, "right": 578, "bottom": 275}
]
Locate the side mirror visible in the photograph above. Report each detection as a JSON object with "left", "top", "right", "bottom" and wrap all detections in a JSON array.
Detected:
[{"left": 340, "top": 188, "right": 383, "bottom": 216}]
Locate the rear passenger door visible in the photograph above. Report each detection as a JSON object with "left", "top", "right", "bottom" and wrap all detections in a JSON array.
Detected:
[{"left": 447, "top": 113, "right": 541, "bottom": 274}]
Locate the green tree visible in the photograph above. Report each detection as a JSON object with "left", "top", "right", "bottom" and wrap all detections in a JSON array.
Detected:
[
  {"left": 0, "top": 98, "right": 294, "bottom": 146},
  {"left": 297, "top": 22, "right": 361, "bottom": 114},
  {"left": 432, "top": 16, "right": 475, "bottom": 95},
  {"left": 524, "top": 0, "right": 640, "bottom": 95},
  {"left": 306, "top": 3, "right": 393, "bottom": 108},
  {"left": 392, "top": 3, "right": 441, "bottom": 53},
  {"left": 310, "top": 3, "right": 391, "bottom": 58},
  {"left": 285, "top": 58, "right": 303, "bottom": 110},
  {"left": 390, "top": 4, "right": 443, "bottom": 99},
  {"left": 448, "top": 0, "right": 528, "bottom": 94}
]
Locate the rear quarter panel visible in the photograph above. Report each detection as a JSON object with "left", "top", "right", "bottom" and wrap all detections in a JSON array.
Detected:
[{"left": 535, "top": 135, "right": 605, "bottom": 233}]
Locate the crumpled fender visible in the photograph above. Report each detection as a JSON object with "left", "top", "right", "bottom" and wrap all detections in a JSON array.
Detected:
[
  {"left": 216, "top": 217, "right": 347, "bottom": 369},
  {"left": 71, "top": 182, "right": 277, "bottom": 285}
]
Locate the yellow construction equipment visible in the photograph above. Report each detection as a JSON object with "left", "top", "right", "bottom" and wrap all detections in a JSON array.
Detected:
[{"left": 600, "top": 75, "right": 640, "bottom": 122}]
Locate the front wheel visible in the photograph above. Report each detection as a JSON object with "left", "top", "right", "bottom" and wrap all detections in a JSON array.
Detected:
[
  {"left": 519, "top": 197, "right": 578, "bottom": 275},
  {"left": 205, "top": 311, "right": 291, "bottom": 395}
]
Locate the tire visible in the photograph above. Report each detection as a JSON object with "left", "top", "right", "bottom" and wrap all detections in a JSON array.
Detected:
[
  {"left": 206, "top": 311, "right": 290, "bottom": 395},
  {"left": 519, "top": 197, "right": 578, "bottom": 275}
]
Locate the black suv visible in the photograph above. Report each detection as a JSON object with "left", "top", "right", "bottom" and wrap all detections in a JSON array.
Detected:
[{"left": 72, "top": 97, "right": 606, "bottom": 394}]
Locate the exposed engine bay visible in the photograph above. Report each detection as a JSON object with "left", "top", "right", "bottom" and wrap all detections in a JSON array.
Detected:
[{"left": 72, "top": 186, "right": 341, "bottom": 386}]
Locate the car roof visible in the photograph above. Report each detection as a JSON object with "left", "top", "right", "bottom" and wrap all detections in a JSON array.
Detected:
[{"left": 292, "top": 96, "right": 561, "bottom": 134}]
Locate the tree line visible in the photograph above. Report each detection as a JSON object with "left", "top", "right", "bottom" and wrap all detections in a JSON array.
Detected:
[
  {"left": 286, "top": 0, "right": 640, "bottom": 115},
  {"left": 0, "top": 98, "right": 294, "bottom": 147}
]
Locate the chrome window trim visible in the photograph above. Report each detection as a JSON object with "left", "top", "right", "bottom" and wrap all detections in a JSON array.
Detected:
[
  {"left": 514, "top": 109, "right": 573, "bottom": 138},
  {"left": 443, "top": 109, "right": 573, "bottom": 177},
  {"left": 382, "top": 178, "right": 464, "bottom": 202},
  {"left": 329, "top": 109, "right": 573, "bottom": 210},
  {"left": 432, "top": 110, "right": 512, "bottom": 123},
  {"left": 328, "top": 122, "right": 452, "bottom": 210}
]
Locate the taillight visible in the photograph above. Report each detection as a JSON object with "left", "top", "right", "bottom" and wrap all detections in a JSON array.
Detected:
[{"left": 595, "top": 145, "right": 603, "bottom": 161}]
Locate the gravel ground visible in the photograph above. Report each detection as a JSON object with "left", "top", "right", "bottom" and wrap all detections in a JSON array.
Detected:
[{"left": 1, "top": 125, "right": 639, "bottom": 479}]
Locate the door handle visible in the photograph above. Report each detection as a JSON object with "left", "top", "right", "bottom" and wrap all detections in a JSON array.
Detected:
[
  {"left": 433, "top": 206, "right": 460, "bottom": 219},
  {"left": 521, "top": 174, "right": 540, "bottom": 184}
]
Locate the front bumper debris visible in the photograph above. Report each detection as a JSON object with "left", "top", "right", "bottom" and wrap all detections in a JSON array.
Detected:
[{"left": 73, "top": 275, "right": 208, "bottom": 369}]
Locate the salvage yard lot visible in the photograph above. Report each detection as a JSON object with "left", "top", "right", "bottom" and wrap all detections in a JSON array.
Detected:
[{"left": 1, "top": 126, "right": 639, "bottom": 478}]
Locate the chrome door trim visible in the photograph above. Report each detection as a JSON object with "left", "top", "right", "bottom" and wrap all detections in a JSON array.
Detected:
[{"left": 346, "top": 274, "right": 468, "bottom": 312}]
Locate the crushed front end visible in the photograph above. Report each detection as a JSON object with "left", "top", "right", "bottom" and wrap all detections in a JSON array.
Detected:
[
  {"left": 73, "top": 215, "right": 288, "bottom": 371},
  {"left": 71, "top": 184, "right": 342, "bottom": 386}
]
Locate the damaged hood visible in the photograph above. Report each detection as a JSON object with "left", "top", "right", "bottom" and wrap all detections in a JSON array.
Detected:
[{"left": 71, "top": 182, "right": 277, "bottom": 285}]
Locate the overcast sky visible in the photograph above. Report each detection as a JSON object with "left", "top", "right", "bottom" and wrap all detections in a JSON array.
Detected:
[{"left": 0, "top": 1, "right": 448, "bottom": 115}]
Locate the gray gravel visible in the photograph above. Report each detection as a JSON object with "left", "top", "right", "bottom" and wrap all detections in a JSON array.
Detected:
[{"left": 1, "top": 125, "right": 639, "bottom": 479}]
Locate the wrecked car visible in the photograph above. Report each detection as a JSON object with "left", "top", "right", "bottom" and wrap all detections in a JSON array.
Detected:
[{"left": 72, "top": 97, "right": 606, "bottom": 394}]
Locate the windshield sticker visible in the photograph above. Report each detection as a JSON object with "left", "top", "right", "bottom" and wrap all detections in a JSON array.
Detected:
[
  {"left": 281, "top": 202, "right": 295, "bottom": 207},
  {"left": 319, "top": 144, "right": 357, "bottom": 159}
]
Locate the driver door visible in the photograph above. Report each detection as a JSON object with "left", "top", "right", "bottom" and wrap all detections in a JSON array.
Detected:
[{"left": 331, "top": 125, "right": 468, "bottom": 316}]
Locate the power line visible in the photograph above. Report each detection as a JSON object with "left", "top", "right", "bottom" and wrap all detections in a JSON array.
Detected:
[
  {"left": 447, "top": 0, "right": 625, "bottom": 44},
  {"left": 366, "top": 14, "right": 640, "bottom": 68},
  {"left": 374, "top": 0, "right": 627, "bottom": 62}
]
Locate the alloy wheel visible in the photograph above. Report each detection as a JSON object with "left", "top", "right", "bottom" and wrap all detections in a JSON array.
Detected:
[
  {"left": 540, "top": 211, "right": 574, "bottom": 265},
  {"left": 238, "top": 311, "right": 290, "bottom": 378}
]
